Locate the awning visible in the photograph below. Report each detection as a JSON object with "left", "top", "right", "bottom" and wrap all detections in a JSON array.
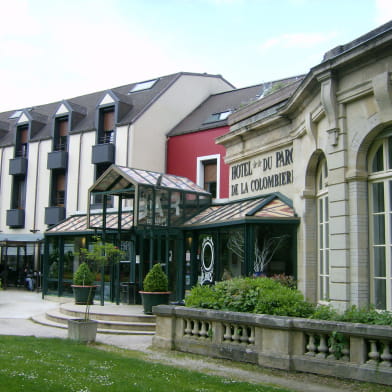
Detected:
[
  {"left": 46, "top": 212, "right": 133, "bottom": 234},
  {"left": 0, "top": 233, "right": 44, "bottom": 244},
  {"left": 182, "top": 193, "right": 298, "bottom": 228}
]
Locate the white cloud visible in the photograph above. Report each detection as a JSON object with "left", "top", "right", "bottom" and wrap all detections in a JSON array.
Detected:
[
  {"left": 259, "top": 31, "right": 338, "bottom": 52},
  {"left": 375, "top": 0, "right": 392, "bottom": 24}
]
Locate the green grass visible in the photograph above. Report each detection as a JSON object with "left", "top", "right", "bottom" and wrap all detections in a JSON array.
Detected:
[{"left": 0, "top": 336, "right": 290, "bottom": 392}]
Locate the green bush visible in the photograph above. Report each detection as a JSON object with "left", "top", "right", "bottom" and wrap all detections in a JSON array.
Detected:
[
  {"left": 185, "top": 277, "right": 392, "bottom": 325},
  {"left": 185, "top": 277, "right": 314, "bottom": 318},
  {"left": 73, "top": 262, "right": 95, "bottom": 286},
  {"left": 143, "top": 263, "right": 168, "bottom": 292}
]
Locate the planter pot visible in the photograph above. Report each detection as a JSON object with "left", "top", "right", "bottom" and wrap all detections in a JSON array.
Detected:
[
  {"left": 67, "top": 319, "right": 98, "bottom": 343},
  {"left": 139, "top": 291, "right": 170, "bottom": 314},
  {"left": 71, "top": 285, "right": 97, "bottom": 305}
]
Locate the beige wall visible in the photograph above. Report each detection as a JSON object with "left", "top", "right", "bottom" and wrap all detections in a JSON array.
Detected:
[{"left": 130, "top": 74, "right": 232, "bottom": 172}]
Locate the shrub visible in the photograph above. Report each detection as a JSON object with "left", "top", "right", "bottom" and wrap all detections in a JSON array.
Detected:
[
  {"left": 185, "top": 277, "right": 314, "bottom": 318},
  {"left": 310, "top": 304, "right": 340, "bottom": 321},
  {"left": 73, "top": 262, "right": 95, "bottom": 286},
  {"left": 270, "top": 274, "right": 297, "bottom": 289},
  {"left": 185, "top": 277, "right": 392, "bottom": 326},
  {"left": 143, "top": 263, "right": 168, "bottom": 292}
]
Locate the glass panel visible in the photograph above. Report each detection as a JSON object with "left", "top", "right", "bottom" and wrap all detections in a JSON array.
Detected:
[
  {"left": 138, "top": 187, "right": 154, "bottom": 226},
  {"left": 319, "top": 199, "right": 323, "bottom": 222},
  {"left": 62, "top": 240, "right": 75, "bottom": 295},
  {"left": 325, "top": 197, "right": 329, "bottom": 220},
  {"left": 169, "top": 191, "right": 184, "bottom": 226},
  {"left": 319, "top": 225, "right": 324, "bottom": 248},
  {"left": 372, "top": 145, "right": 384, "bottom": 172},
  {"left": 319, "top": 276, "right": 324, "bottom": 300},
  {"left": 373, "top": 215, "right": 386, "bottom": 245},
  {"left": 155, "top": 189, "right": 169, "bottom": 226},
  {"left": 184, "top": 193, "right": 198, "bottom": 218},
  {"left": 374, "top": 279, "right": 386, "bottom": 310},
  {"left": 388, "top": 136, "right": 392, "bottom": 169},
  {"left": 319, "top": 251, "right": 324, "bottom": 274},
  {"left": 373, "top": 247, "right": 386, "bottom": 277},
  {"left": 325, "top": 276, "right": 329, "bottom": 300},
  {"left": 372, "top": 182, "right": 385, "bottom": 213},
  {"left": 326, "top": 249, "right": 329, "bottom": 271},
  {"left": 326, "top": 223, "right": 329, "bottom": 248}
]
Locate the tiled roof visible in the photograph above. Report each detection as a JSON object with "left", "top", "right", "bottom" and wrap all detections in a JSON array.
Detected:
[
  {"left": 0, "top": 72, "right": 229, "bottom": 147},
  {"left": 168, "top": 76, "right": 303, "bottom": 137},
  {"left": 182, "top": 194, "right": 297, "bottom": 228}
]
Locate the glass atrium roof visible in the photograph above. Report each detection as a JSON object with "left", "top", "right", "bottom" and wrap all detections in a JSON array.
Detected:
[{"left": 90, "top": 165, "right": 210, "bottom": 195}]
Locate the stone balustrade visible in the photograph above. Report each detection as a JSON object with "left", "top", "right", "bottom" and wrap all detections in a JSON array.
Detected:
[{"left": 152, "top": 305, "right": 392, "bottom": 386}]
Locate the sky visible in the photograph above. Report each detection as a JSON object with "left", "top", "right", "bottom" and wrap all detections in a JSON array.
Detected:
[{"left": 0, "top": 0, "right": 391, "bottom": 112}]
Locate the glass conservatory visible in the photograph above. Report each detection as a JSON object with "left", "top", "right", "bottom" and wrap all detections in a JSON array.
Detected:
[{"left": 43, "top": 165, "right": 299, "bottom": 303}]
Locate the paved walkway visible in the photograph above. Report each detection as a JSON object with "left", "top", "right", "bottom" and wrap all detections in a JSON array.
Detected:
[
  {"left": 0, "top": 289, "right": 380, "bottom": 392},
  {"left": 0, "top": 289, "right": 153, "bottom": 350}
]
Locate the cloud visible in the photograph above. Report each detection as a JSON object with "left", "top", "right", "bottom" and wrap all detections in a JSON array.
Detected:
[
  {"left": 375, "top": 0, "right": 392, "bottom": 24},
  {"left": 259, "top": 31, "right": 338, "bottom": 52}
]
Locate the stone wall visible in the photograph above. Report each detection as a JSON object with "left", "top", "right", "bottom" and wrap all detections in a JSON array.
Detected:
[{"left": 153, "top": 305, "right": 392, "bottom": 386}]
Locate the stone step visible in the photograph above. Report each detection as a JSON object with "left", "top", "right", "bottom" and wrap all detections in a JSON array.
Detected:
[
  {"left": 32, "top": 313, "right": 154, "bottom": 335},
  {"left": 59, "top": 306, "right": 156, "bottom": 324},
  {"left": 51, "top": 308, "right": 156, "bottom": 332}
]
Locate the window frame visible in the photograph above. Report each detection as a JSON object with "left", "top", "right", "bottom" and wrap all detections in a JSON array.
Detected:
[
  {"left": 196, "top": 154, "right": 220, "bottom": 199},
  {"left": 316, "top": 157, "right": 329, "bottom": 302},
  {"left": 368, "top": 135, "right": 392, "bottom": 310}
]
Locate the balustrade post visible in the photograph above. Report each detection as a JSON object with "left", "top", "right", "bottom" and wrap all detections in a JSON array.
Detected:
[{"left": 380, "top": 341, "right": 392, "bottom": 367}]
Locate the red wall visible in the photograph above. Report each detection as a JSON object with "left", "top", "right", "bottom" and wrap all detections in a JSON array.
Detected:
[{"left": 166, "top": 127, "right": 230, "bottom": 199}]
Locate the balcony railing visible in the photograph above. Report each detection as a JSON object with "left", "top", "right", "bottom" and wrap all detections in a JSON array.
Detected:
[{"left": 47, "top": 150, "right": 68, "bottom": 170}]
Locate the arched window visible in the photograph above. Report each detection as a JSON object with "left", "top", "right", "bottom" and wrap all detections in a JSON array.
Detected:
[
  {"left": 316, "top": 157, "right": 329, "bottom": 301},
  {"left": 368, "top": 134, "right": 392, "bottom": 310}
]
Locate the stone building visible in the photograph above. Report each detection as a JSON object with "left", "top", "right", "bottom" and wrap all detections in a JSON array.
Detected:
[{"left": 218, "top": 21, "right": 392, "bottom": 311}]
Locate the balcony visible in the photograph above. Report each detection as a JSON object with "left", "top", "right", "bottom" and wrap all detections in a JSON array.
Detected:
[
  {"left": 9, "top": 157, "right": 28, "bottom": 176},
  {"left": 92, "top": 143, "right": 115, "bottom": 165},
  {"left": 47, "top": 150, "right": 68, "bottom": 170},
  {"left": 6, "top": 209, "right": 25, "bottom": 228},
  {"left": 45, "top": 206, "right": 66, "bottom": 226}
]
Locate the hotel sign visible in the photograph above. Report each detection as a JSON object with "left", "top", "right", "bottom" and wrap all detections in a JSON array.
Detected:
[{"left": 230, "top": 146, "right": 294, "bottom": 198}]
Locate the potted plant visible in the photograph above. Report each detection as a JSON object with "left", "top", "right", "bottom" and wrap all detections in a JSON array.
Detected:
[
  {"left": 139, "top": 263, "right": 170, "bottom": 314},
  {"left": 74, "top": 237, "right": 125, "bottom": 306},
  {"left": 67, "top": 285, "right": 98, "bottom": 343},
  {"left": 71, "top": 262, "right": 96, "bottom": 305}
]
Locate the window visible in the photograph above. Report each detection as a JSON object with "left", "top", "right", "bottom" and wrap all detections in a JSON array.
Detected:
[
  {"left": 51, "top": 172, "right": 66, "bottom": 207},
  {"left": 11, "top": 177, "right": 26, "bottom": 209},
  {"left": 15, "top": 126, "right": 28, "bottom": 157},
  {"left": 204, "top": 110, "right": 232, "bottom": 124},
  {"left": 54, "top": 117, "right": 68, "bottom": 151},
  {"left": 91, "top": 163, "right": 113, "bottom": 208},
  {"left": 316, "top": 157, "right": 329, "bottom": 301},
  {"left": 98, "top": 108, "right": 115, "bottom": 144},
  {"left": 197, "top": 155, "right": 220, "bottom": 199},
  {"left": 368, "top": 134, "right": 392, "bottom": 310},
  {"left": 129, "top": 79, "right": 157, "bottom": 93}
]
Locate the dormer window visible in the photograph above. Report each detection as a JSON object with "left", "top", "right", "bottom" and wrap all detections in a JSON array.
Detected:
[{"left": 15, "top": 125, "right": 28, "bottom": 157}]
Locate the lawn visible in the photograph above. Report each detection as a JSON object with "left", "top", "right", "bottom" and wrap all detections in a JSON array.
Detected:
[{"left": 0, "top": 336, "right": 290, "bottom": 392}]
